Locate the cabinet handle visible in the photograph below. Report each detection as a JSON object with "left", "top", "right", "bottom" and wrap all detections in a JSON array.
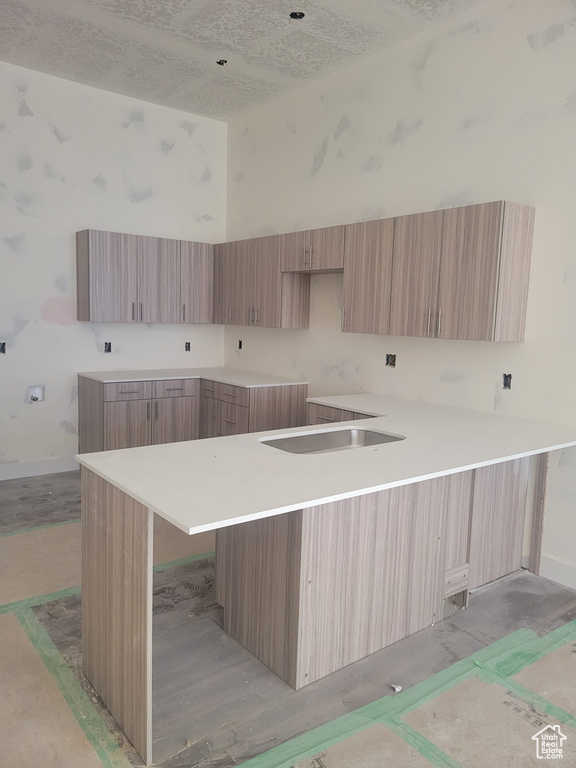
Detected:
[
  {"left": 147, "top": 402, "right": 151, "bottom": 421},
  {"left": 254, "top": 305, "right": 259, "bottom": 325},
  {"left": 204, "top": 387, "right": 215, "bottom": 392},
  {"left": 166, "top": 387, "right": 184, "bottom": 392},
  {"left": 303, "top": 247, "right": 308, "bottom": 269},
  {"left": 132, "top": 302, "right": 135, "bottom": 321},
  {"left": 155, "top": 401, "right": 158, "bottom": 419},
  {"left": 229, "top": 305, "right": 233, "bottom": 323},
  {"left": 249, "top": 306, "right": 255, "bottom": 325},
  {"left": 140, "top": 303, "right": 143, "bottom": 321},
  {"left": 224, "top": 391, "right": 237, "bottom": 397},
  {"left": 309, "top": 246, "right": 313, "bottom": 269},
  {"left": 119, "top": 390, "right": 139, "bottom": 395},
  {"left": 437, "top": 308, "right": 442, "bottom": 337},
  {"left": 224, "top": 418, "right": 236, "bottom": 424},
  {"left": 427, "top": 308, "right": 432, "bottom": 336},
  {"left": 318, "top": 416, "right": 335, "bottom": 422},
  {"left": 182, "top": 304, "right": 186, "bottom": 322},
  {"left": 341, "top": 307, "right": 347, "bottom": 331}
]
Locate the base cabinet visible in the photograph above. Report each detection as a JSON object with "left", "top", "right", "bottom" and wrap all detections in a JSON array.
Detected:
[{"left": 217, "top": 457, "right": 531, "bottom": 689}]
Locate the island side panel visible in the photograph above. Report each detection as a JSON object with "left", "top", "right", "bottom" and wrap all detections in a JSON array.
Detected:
[
  {"left": 81, "top": 468, "right": 153, "bottom": 764},
  {"left": 218, "top": 511, "right": 303, "bottom": 687},
  {"left": 295, "top": 478, "right": 448, "bottom": 689}
]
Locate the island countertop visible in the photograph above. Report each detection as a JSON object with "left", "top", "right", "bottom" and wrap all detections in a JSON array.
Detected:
[{"left": 76, "top": 394, "right": 576, "bottom": 535}]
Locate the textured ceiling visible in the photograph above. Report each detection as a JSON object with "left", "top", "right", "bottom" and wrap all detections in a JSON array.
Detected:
[{"left": 0, "top": 0, "right": 488, "bottom": 120}]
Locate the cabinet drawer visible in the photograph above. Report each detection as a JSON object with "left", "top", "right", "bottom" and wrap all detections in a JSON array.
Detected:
[
  {"left": 200, "top": 379, "right": 218, "bottom": 398},
  {"left": 213, "top": 382, "right": 250, "bottom": 407},
  {"left": 153, "top": 379, "right": 199, "bottom": 398},
  {"left": 103, "top": 381, "right": 153, "bottom": 401},
  {"left": 216, "top": 402, "right": 249, "bottom": 436},
  {"left": 307, "top": 403, "right": 356, "bottom": 425}
]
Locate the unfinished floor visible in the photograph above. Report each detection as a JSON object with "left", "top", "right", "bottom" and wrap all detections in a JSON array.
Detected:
[{"left": 2, "top": 470, "right": 576, "bottom": 767}]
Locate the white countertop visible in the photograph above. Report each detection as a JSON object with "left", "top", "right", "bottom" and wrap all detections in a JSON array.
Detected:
[
  {"left": 78, "top": 367, "right": 307, "bottom": 388},
  {"left": 76, "top": 394, "right": 576, "bottom": 536}
]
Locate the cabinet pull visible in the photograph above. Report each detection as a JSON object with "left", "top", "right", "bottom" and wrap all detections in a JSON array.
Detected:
[
  {"left": 132, "top": 302, "right": 135, "bottom": 321},
  {"left": 427, "top": 308, "right": 432, "bottom": 336},
  {"left": 309, "top": 246, "right": 313, "bottom": 269},
  {"left": 224, "top": 418, "right": 236, "bottom": 424},
  {"left": 318, "top": 416, "right": 335, "bottom": 422},
  {"left": 303, "top": 247, "right": 308, "bottom": 269},
  {"left": 254, "top": 305, "right": 259, "bottom": 325},
  {"left": 166, "top": 387, "right": 184, "bottom": 392},
  {"left": 341, "top": 307, "right": 347, "bottom": 331},
  {"left": 224, "top": 391, "right": 237, "bottom": 397},
  {"left": 437, "top": 308, "right": 442, "bottom": 337},
  {"left": 119, "top": 390, "right": 139, "bottom": 395},
  {"left": 154, "top": 401, "right": 158, "bottom": 419},
  {"left": 229, "top": 305, "right": 233, "bottom": 323},
  {"left": 204, "top": 387, "right": 215, "bottom": 392},
  {"left": 147, "top": 402, "right": 151, "bottom": 421},
  {"left": 140, "top": 302, "right": 143, "bottom": 321},
  {"left": 182, "top": 304, "right": 186, "bottom": 322},
  {"left": 249, "top": 306, "right": 255, "bottom": 325}
]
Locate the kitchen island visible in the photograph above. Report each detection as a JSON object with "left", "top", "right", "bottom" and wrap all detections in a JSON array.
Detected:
[{"left": 77, "top": 395, "right": 576, "bottom": 764}]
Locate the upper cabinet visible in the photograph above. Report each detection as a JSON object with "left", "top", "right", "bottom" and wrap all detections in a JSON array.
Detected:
[
  {"left": 342, "top": 218, "right": 395, "bottom": 335},
  {"left": 77, "top": 230, "right": 214, "bottom": 324},
  {"left": 389, "top": 201, "right": 534, "bottom": 341},
  {"left": 280, "top": 225, "right": 346, "bottom": 272}
]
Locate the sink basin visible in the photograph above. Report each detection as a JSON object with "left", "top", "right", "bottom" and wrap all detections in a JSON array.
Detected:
[{"left": 261, "top": 427, "right": 405, "bottom": 455}]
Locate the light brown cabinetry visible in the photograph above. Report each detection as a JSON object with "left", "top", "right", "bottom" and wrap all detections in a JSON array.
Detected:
[
  {"left": 306, "top": 402, "right": 373, "bottom": 425},
  {"left": 78, "top": 377, "right": 200, "bottom": 452},
  {"left": 77, "top": 230, "right": 213, "bottom": 324},
  {"left": 342, "top": 218, "right": 395, "bottom": 335},
  {"left": 389, "top": 202, "right": 535, "bottom": 341},
  {"left": 280, "top": 225, "right": 346, "bottom": 272}
]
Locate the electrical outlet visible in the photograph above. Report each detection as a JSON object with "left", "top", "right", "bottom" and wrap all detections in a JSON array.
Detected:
[
  {"left": 502, "top": 373, "right": 512, "bottom": 390},
  {"left": 185, "top": 342, "right": 191, "bottom": 352},
  {"left": 0, "top": 342, "right": 5, "bottom": 354},
  {"left": 238, "top": 339, "right": 243, "bottom": 350},
  {"left": 104, "top": 342, "right": 112, "bottom": 353},
  {"left": 386, "top": 353, "right": 396, "bottom": 368}
]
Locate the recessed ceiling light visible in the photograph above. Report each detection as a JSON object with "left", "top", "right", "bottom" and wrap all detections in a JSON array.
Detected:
[
  {"left": 289, "top": 11, "right": 305, "bottom": 20},
  {"left": 216, "top": 59, "right": 228, "bottom": 66}
]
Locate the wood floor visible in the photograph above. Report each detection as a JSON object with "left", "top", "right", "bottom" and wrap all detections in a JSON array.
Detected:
[{"left": 2, "top": 471, "right": 576, "bottom": 768}]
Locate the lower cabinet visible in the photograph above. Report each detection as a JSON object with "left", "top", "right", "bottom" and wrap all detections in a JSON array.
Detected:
[
  {"left": 78, "top": 374, "right": 308, "bottom": 452},
  {"left": 307, "top": 402, "right": 374, "bottom": 424}
]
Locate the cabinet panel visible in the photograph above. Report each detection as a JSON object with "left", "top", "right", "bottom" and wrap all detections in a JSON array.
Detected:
[
  {"left": 213, "top": 242, "right": 236, "bottom": 324},
  {"left": 235, "top": 238, "right": 257, "bottom": 326},
  {"left": 280, "top": 230, "right": 309, "bottom": 272},
  {"left": 103, "top": 381, "right": 153, "bottom": 402},
  {"left": 252, "top": 235, "right": 282, "bottom": 328},
  {"left": 153, "top": 379, "right": 198, "bottom": 399},
  {"left": 137, "top": 236, "right": 181, "bottom": 324},
  {"left": 310, "top": 225, "right": 345, "bottom": 271},
  {"left": 307, "top": 403, "right": 355, "bottom": 425},
  {"left": 390, "top": 210, "right": 444, "bottom": 337},
  {"left": 104, "top": 400, "right": 152, "bottom": 450},
  {"left": 213, "top": 382, "right": 250, "bottom": 407},
  {"left": 77, "top": 230, "right": 138, "bottom": 322},
  {"left": 153, "top": 396, "right": 199, "bottom": 444},
  {"left": 343, "top": 218, "right": 394, "bottom": 335},
  {"left": 215, "top": 401, "right": 249, "bottom": 436},
  {"left": 439, "top": 202, "right": 502, "bottom": 341},
  {"left": 468, "top": 458, "right": 529, "bottom": 589},
  {"left": 180, "top": 241, "right": 213, "bottom": 324}
]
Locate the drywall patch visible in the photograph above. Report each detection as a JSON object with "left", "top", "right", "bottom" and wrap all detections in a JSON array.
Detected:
[
  {"left": 196, "top": 214, "right": 213, "bottom": 222},
  {"left": 200, "top": 166, "right": 212, "bottom": 184},
  {"left": 127, "top": 187, "right": 153, "bottom": 203},
  {"left": 59, "top": 421, "right": 77, "bottom": 436},
  {"left": 413, "top": 42, "right": 434, "bottom": 72},
  {"left": 388, "top": 118, "right": 423, "bottom": 145},
  {"left": 2, "top": 315, "right": 29, "bottom": 347},
  {"left": 562, "top": 91, "right": 576, "bottom": 114},
  {"left": 527, "top": 24, "right": 567, "bottom": 53},
  {"left": 121, "top": 109, "right": 145, "bottom": 128},
  {"left": 50, "top": 124, "right": 69, "bottom": 143},
  {"left": 40, "top": 297, "right": 76, "bottom": 325},
  {"left": 18, "top": 155, "right": 32, "bottom": 172},
  {"left": 70, "top": 386, "right": 78, "bottom": 404},
  {"left": 160, "top": 140, "right": 174, "bottom": 153},
  {"left": 4, "top": 234, "right": 25, "bottom": 251},
  {"left": 334, "top": 115, "right": 350, "bottom": 141},
  {"left": 54, "top": 278, "right": 67, "bottom": 292},
  {"left": 360, "top": 155, "right": 384, "bottom": 173},
  {"left": 181, "top": 120, "right": 198, "bottom": 136},
  {"left": 91, "top": 175, "right": 106, "bottom": 188},
  {"left": 235, "top": 172, "right": 245, "bottom": 183},
  {"left": 436, "top": 190, "right": 473, "bottom": 209},
  {"left": 18, "top": 101, "right": 33, "bottom": 117},
  {"left": 311, "top": 137, "right": 329, "bottom": 177}
]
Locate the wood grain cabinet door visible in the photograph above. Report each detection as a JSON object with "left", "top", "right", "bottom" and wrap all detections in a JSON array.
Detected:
[
  {"left": 342, "top": 218, "right": 394, "bottom": 335},
  {"left": 309, "top": 225, "right": 346, "bottom": 271},
  {"left": 77, "top": 230, "right": 139, "bottom": 322},
  {"left": 180, "top": 241, "right": 213, "bottom": 324},
  {"left": 137, "top": 236, "right": 181, "bottom": 323},
  {"left": 279, "top": 230, "right": 310, "bottom": 272},
  {"left": 389, "top": 210, "right": 444, "bottom": 337},
  {"left": 213, "top": 242, "right": 237, "bottom": 325},
  {"left": 235, "top": 238, "right": 258, "bottom": 326},
  {"left": 103, "top": 400, "right": 152, "bottom": 450},
  {"left": 251, "top": 235, "right": 282, "bottom": 328},
  {"left": 152, "top": 397, "right": 199, "bottom": 444}
]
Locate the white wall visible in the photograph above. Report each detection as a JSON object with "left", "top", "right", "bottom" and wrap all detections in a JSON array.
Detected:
[
  {"left": 225, "top": 0, "right": 576, "bottom": 588},
  {"left": 0, "top": 62, "right": 227, "bottom": 479}
]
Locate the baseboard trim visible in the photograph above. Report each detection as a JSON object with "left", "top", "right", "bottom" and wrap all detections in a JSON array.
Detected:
[
  {"left": 0, "top": 457, "right": 79, "bottom": 481},
  {"left": 539, "top": 555, "right": 576, "bottom": 592}
]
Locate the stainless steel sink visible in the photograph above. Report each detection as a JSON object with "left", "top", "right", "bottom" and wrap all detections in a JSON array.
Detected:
[{"left": 261, "top": 427, "right": 405, "bottom": 455}]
